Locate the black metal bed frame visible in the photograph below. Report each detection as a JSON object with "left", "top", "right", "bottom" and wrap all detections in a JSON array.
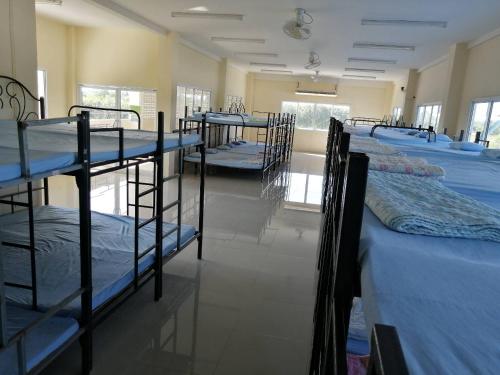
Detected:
[
  {"left": 310, "top": 117, "right": 408, "bottom": 375},
  {"left": 344, "top": 117, "right": 389, "bottom": 127},
  {"left": 180, "top": 108, "right": 295, "bottom": 180},
  {"left": 369, "top": 123, "right": 437, "bottom": 143},
  {"left": 0, "top": 75, "right": 207, "bottom": 375},
  {"left": 0, "top": 75, "right": 92, "bottom": 375}
]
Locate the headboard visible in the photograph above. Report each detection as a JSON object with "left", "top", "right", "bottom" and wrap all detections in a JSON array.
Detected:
[{"left": 0, "top": 75, "right": 45, "bottom": 121}]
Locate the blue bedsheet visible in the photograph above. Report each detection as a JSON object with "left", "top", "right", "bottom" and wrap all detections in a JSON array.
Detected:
[
  {"left": 0, "top": 304, "right": 79, "bottom": 374},
  {"left": 360, "top": 209, "right": 500, "bottom": 374},
  {"left": 0, "top": 206, "right": 196, "bottom": 316},
  {"left": 0, "top": 122, "right": 200, "bottom": 183},
  {"left": 185, "top": 150, "right": 265, "bottom": 170}
]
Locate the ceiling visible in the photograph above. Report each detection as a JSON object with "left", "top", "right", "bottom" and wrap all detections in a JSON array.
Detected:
[{"left": 36, "top": 0, "right": 500, "bottom": 83}]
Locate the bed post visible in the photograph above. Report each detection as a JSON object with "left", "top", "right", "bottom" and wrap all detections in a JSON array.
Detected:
[
  {"left": 0, "top": 238, "right": 6, "bottom": 348},
  {"left": 77, "top": 111, "right": 93, "bottom": 375},
  {"left": 177, "top": 117, "right": 183, "bottom": 254},
  {"left": 261, "top": 113, "right": 271, "bottom": 181},
  {"left": 197, "top": 115, "right": 206, "bottom": 260},
  {"left": 367, "top": 325, "right": 409, "bottom": 375},
  {"left": 154, "top": 112, "right": 165, "bottom": 301}
]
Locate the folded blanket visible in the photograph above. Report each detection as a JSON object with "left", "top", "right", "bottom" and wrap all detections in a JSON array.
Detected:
[
  {"left": 350, "top": 141, "right": 399, "bottom": 155},
  {"left": 368, "top": 155, "right": 445, "bottom": 177},
  {"left": 481, "top": 149, "right": 500, "bottom": 160},
  {"left": 366, "top": 171, "right": 500, "bottom": 242}
]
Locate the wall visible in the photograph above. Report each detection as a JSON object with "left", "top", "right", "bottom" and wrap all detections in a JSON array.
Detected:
[
  {"left": 36, "top": 15, "right": 69, "bottom": 117},
  {"left": 456, "top": 34, "right": 500, "bottom": 134},
  {"left": 414, "top": 60, "right": 448, "bottom": 112},
  {"left": 224, "top": 61, "right": 247, "bottom": 105},
  {"left": 246, "top": 75, "right": 393, "bottom": 153}
]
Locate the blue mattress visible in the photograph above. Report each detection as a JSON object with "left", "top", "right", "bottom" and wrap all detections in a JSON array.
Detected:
[
  {"left": 226, "top": 143, "right": 267, "bottom": 156},
  {"left": 0, "top": 206, "right": 196, "bottom": 316},
  {"left": 185, "top": 150, "right": 264, "bottom": 170},
  {"left": 359, "top": 209, "right": 500, "bottom": 374},
  {"left": 187, "top": 115, "right": 270, "bottom": 128},
  {"left": 0, "top": 304, "right": 79, "bottom": 374},
  {"left": 0, "top": 122, "right": 200, "bottom": 183}
]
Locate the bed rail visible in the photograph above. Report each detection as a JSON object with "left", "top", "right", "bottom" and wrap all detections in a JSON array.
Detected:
[
  {"left": 368, "top": 325, "right": 409, "bottom": 375},
  {"left": 370, "top": 124, "right": 437, "bottom": 142},
  {"left": 0, "top": 75, "right": 45, "bottom": 121},
  {"left": 68, "top": 105, "right": 141, "bottom": 130}
]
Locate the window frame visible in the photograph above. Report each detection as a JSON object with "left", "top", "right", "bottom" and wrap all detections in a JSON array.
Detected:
[
  {"left": 281, "top": 100, "right": 351, "bottom": 131},
  {"left": 78, "top": 84, "right": 157, "bottom": 127},
  {"left": 415, "top": 103, "right": 442, "bottom": 130},
  {"left": 466, "top": 96, "right": 500, "bottom": 144},
  {"left": 37, "top": 69, "right": 48, "bottom": 115},
  {"left": 175, "top": 84, "right": 212, "bottom": 121}
]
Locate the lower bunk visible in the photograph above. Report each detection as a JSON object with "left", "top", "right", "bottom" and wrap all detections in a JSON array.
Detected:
[
  {"left": 1, "top": 205, "right": 197, "bottom": 317},
  {"left": 0, "top": 305, "right": 79, "bottom": 375}
]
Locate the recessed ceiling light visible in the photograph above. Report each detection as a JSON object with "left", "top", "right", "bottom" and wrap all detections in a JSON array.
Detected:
[
  {"left": 188, "top": 6, "right": 208, "bottom": 12},
  {"left": 343, "top": 74, "right": 377, "bottom": 80},
  {"left": 345, "top": 67, "right": 385, "bottom": 74},
  {"left": 250, "top": 62, "right": 287, "bottom": 68},
  {"left": 172, "top": 12, "right": 244, "bottom": 20},
  {"left": 211, "top": 37, "right": 266, "bottom": 44},
  {"left": 348, "top": 57, "right": 397, "bottom": 65},
  {"left": 353, "top": 42, "right": 415, "bottom": 51},
  {"left": 361, "top": 19, "right": 447, "bottom": 28},
  {"left": 261, "top": 69, "right": 293, "bottom": 74},
  {"left": 235, "top": 52, "right": 279, "bottom": 58}
]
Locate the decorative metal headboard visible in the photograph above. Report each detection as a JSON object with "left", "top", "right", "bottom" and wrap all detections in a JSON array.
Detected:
[{"left": 0, "top": 75, "right": 45, "bottom": 121}]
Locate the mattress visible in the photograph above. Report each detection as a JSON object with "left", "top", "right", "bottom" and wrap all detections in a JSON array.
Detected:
[
  {"left": 0, "top": 122, "right": 201, "bottom": 183},
  {"left": 185, "top": 151, "right": 265, "bottom": 170},
  {"left": 0, "top": 205, "right": 196, "bottom": 316},
  {"left": 187, "top": 115, "right": 270, "bottom": 128},
  {"left": 359, "top": 209, "right": 500, "bottom": 375},
  {"left": 0, "top": 304, "right": 79, "bottom": 374}
]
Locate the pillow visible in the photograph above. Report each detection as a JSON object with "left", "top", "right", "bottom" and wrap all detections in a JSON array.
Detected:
[
  {"left": 418, "top": 132, "right": 429, "bottom": 139},
  {"left": 232, "top": 141, "right": 242, "bottom": 146},
  {"left": 239, "top": 140, "right": 247, "bottom": 144},
  {"left": 206, "top": 148, "right": 218, "bottom": 154},
  {"left": 407, "top": 130, "right": 418, "bottom": 136},
  {"left": 436, "top": 134, "right": 452, "bottom": 142},
  {"left": 188, "top": 152, "right": 201, "bottom": 158},
  {"left": 449, "top": 142, "right": 485, "bottom": 152},
  {"left": 217, "top": 145, "right": 231, "bottom": 151},
  {"left": 461, "top": 142, "right": 485, "bottom": 152},
  {"left": 481, "top": 149, "right": 500, "bottom": 160}
]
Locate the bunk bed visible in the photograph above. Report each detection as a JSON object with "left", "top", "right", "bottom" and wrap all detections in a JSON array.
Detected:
[
  {"left": 0, "top": 75, "right": 208, "bottom": 374},
  {"left": 0, "top": 75, "right": 92, "bottom": 375},
  {"left": 182, "top": 111, "right": 295, "bottom": 179},
  {"left": 316, "top": 117, "right": 500, "bottom": 374}
]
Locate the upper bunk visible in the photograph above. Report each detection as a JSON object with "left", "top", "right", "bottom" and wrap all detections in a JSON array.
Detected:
[{"left": 184, "top": 111, "right": 276, "bottom": 128}]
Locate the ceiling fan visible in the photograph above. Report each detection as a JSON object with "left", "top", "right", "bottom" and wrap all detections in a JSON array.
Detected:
[
  {"left": 283, "top": 8, "right": 313, "bottom": 40},
  {"left": 305, "top": 52, "right": 321, "bottom": 70}
]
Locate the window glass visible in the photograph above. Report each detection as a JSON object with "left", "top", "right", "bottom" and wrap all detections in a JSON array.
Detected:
[
  {"left": 416, "top": 104, "right": 441, "bottom": 129},
  {"left": 487, "top": 102, "right": 500, "bottom": 148},
  {"left": 281, "top": 101, "right": 350, "bottom": 130},
  {"left": 175, "top": 85, "right": 212, "bottom": 121},
  {"left": 468, "top": 102, "right": 490, "bottom": 142}
]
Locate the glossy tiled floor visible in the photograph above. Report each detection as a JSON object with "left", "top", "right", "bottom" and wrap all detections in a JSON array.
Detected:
[{"left": 43, "top": 152, "right": 325, "bottom": 375}]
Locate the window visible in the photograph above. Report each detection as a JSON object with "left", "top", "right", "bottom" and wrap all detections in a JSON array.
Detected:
[
  {"left": 281, "top": 101, "right": 350, "bottom": 130},
  {"left": 176, "top": 85, "right": 212, "bottom": 121},
  {"left": 224, "top": 95, "right": 244, "bottom": 112},
  {"left": 468, "top": 99, "right": 500, "bottom": 148},
  {"left": 37, "top": 69, "right": 47, "bottom": 115},
  {"left": 79, "top": 85, "right": 157, "bottom": 129},
  {"left": 392, "top": 107, "right": 402, "bottom": 122},
  {"left": 416, "top": 104, "right": 441, "bottom": 130}
]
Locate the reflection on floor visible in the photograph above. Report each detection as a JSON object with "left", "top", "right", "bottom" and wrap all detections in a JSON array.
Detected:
[{"left": 43, "top": 152, "right": 324, "bottom": 375}]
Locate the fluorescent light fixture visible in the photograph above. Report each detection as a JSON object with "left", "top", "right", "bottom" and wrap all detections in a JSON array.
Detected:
[
  {"left": 250, "top": 62, "right": 287, "bottom": 68},
  {"left": 361, "top": 19, "right": 447, "bottom": 28},
  {"left": 348, "top": 57, "right": 397, "bottom": 64},
  {"left": 353, "top": 42, "right": 415, "bottom": 51},
  {"left": 172, "top": 11, "right": 243, "bottom": 20},
  {"left": 35, "top": 0, "right": 62, "bottom": 4},
  {"left": 211, "top": 37, "right": 265, "bottom": 44},
  {"left": 188, "top": 6, "right": 208, "bottom": 12},
  {"left": 345, "top": 67, "right": 385, "bottom": 74},
  {"left": 261, "top": 69, "right": 293, "bottom": 74},
  {"left": 296, "top": 90, "right": 337, "bottom": 98},
  {"left": 235, "top": 52, "right": 278, "bottom": 58},
  {"left": 343, "top": 74, "right": 377, "bottom": 80}
]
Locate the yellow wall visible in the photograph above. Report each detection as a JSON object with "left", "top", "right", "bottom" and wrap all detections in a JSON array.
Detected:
[
  {"left": 414, "top": 60, "right": 448, "bottom": 111},
  {"left": 246, "top": 75, "right": 393, "bottom": 153},
  {"left": 224, "top": 62, "right": 247, "bottom": 104},
  {"left": 457, "top": 34, "right": 500, "bottom": 134}
]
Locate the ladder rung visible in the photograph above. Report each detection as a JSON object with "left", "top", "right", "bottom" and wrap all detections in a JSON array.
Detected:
[
  {"left": 2, "top": 242, "right": 32, "bottom": 251},
  {"left": 163, "top": 200, "right": 180, "bottom": 212},
  {"left": 128, "top": 203, "right": 155, "bottom": 209},
  {"left": 127, "top": 181, "right": 155, "bottom": 187},
  {"left": 138, "top": 186, "right": 158, "bottom": 198},
  {"left": 163, "top": 174, "right": 180, "bottom": 183},
  {"left": 138, "top": 244, "right": 156, "bottom": 260},
  {"left": 5, "top": 282, "right": 33, "bottom": 290},
  {"left": 138, "top": 216, "right": 157, "bottom": 229}
]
